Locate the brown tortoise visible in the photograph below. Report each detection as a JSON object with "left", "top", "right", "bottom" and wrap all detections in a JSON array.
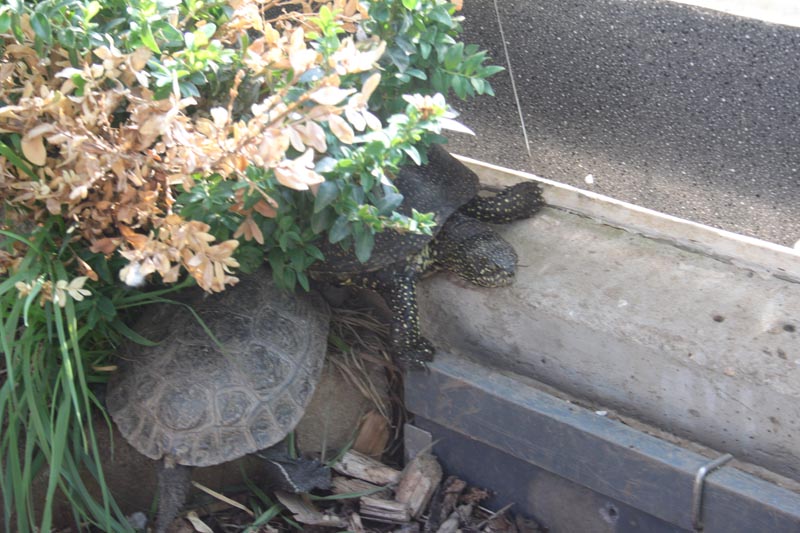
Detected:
[{"left": 106, "top": 267, "right": 331, "bottom": 532}]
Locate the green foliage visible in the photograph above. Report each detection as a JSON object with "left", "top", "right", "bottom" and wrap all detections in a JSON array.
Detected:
[
  {"left": 0, "top": 0, "right": 502, "bottom": 530},
  {"left": 0, "top": 220, "right": 194, "bottom": 532},
  {"left": 363, "top": 0, "right": 504, "bottom": 114}
]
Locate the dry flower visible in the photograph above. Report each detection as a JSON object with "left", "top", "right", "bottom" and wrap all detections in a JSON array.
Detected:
[{"left": 53, "top": 277, "right": 91, "bottom": 308}]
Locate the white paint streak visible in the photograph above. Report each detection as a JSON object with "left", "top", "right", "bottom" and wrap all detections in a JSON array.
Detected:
[{"left": 670, "top": 0, "right": 800, "bottom": 27}]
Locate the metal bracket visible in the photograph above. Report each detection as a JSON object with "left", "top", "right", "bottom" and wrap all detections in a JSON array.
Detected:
[{"left": 692, "top": 453, "right": 734, "bottom": 531}]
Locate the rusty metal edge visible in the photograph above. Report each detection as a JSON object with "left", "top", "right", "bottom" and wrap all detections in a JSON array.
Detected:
[{"left": 405, "top": 352, "right": 800, "bottom": 532}]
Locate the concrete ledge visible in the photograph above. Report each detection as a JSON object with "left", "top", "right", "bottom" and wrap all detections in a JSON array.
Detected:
[{"left": 418, "top": 160, "right": 800, "bottom": 481}]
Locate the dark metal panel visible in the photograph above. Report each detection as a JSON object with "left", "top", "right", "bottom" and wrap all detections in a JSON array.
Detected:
[
  {"left": 415, "top": 418, "right": 688, "bottom": 533},
  {"left": 405, "top": 352, "right": 800, "bottom": 532}
]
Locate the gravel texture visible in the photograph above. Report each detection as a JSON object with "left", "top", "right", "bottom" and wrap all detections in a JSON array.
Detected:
[{"left": 446, "top": 0, "right": 800, "bottom": 246}]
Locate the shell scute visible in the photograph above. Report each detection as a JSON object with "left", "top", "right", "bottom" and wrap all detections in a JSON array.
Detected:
[
  {"left": 238, "top": 343, "right": 293, "bottom": 396},
  {"left": 271, "top": 392, "right": 300, "bottom": 432},
  {"left": 248, "top": 407, "right": 279, "bottom": 449},
  {"left": 157, "top": 385, "right": 209, "bottom": 432},
  {"left": 216, "top": 389, "right": 254, "bottom": 426}
]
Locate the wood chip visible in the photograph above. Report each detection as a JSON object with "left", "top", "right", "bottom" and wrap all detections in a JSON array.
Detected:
[
  {"left": 461, "top": 486, "right": 491, "bottom": 505},
  {"left": 393, "top": 523, "right": 421, "bottom": 533},
  {"left": 353, "top": 410, "right": 391, "bottom": 457},
  {"left": 333, "top": 450, "right": 401, "bottom": 485},
  {"left": 274, "top": 491, "right": 346, "bottom": 528},
  {"left": 435, "top": 504, "right": 473, "bottom": 533},
  {"left": 358, "top": 496, "right": 411, "bottom": 523},
  {"left": 348, "top": 511, "right": 367, "bottom": 533},
  {"left": 476, "top": 503, "right": 515, "bottom": 531},
  {"left": 435, "top": 514, "right": 460, "bottom": 533},
  {"left": 425, "top": 476, "right": 466, "bottom": 532},
  {"left": 332, "top": 475, "right": 392, "bottom": 499},
  {"left": 442, "top": 477, "right": 467, "bottom": 516},
  {"left": 395, "top": 453, "right": 442, "bottom": 518}
]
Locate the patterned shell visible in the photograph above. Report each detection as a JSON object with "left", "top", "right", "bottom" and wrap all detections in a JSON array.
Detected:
[
  {"left": 106, "top": 269, "right": 330, "bottom": 467},
  {"left": 311, "top": 143, "right": 480, "bottom": 274}
]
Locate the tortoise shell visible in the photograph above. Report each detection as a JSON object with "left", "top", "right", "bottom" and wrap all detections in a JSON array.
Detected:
[
  {"left": 311, "top": 143, "right": 480, "bottom": 275},
  {"left": 106, "top": 268, "right": 330, "bottom": 467}
]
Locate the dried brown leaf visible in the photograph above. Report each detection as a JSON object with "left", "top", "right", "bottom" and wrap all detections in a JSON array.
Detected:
[
  {"left": 328, "top": 114, "right": 355, "bottom": 144},
  {"left": 309, "top": 86, "right": 355, "bottom": 106},
  {"left": 191, "top": 481, "right": 254, "bottom": 517},
  {"left": 233, "top": 215, "right": 264, "bottom": 244},
  {"left": 89, "top": 238, "right": 121, "bottom": 255},
  {"left": 275, "top": 492, "right": 346, "bottom": 528},
  {"left": 253, "top": 199, "right": 277, "bottom": 218},
  {"left": 185, "top": 511, "right": 214, "bottom": 533},
  {"left": 21, "top": 135, "right": 46, "bottom": 166},
  {"left": 118, "top": 225, "right": 149, "bottom": 250}
]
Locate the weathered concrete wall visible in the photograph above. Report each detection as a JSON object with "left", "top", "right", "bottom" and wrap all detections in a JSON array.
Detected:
[{"left": 417, "top": 172, "right": 800, "bottom": 481}]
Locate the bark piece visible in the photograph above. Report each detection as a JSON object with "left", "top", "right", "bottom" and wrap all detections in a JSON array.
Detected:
[
  {"left": 393, "top": 524, "right": 421, "bottom": 533},
  {"left": 426, "top": 476, "right": 466, "bottom": 531},
  {"left": 353, "top": 410, "right": 391, "bottom": 457},
  {"left": 435, "top": 504, "right": 472, "bottom": 533},
  {"left": 333, "top": 450, "right": 401, "bottom": 485},
  {"left": 478, "top": 503, "right": 517, "bottom": 532},
  {"left": 359, "top": 496, "right": 411, "bottom": 523},
  {"left": 274, "top": 491, "right": 346, "bottom": 528},
  {"left": 332, "top": 475, "right": 393, "bottom": 499},
  {"left": 348, "top": 512, "right": 367, "bottom": 533},
  {"left": 395, "top": 453, "right": 443, "bottom": 518}
]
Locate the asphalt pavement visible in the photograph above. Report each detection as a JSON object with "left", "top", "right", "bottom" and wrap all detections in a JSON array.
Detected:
[{"left": 444, "top": 0, "right": 800, "bottom": 247}]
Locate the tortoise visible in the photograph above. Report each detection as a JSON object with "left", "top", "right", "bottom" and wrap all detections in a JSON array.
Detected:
[
  {"left": 310, "top": 143, "right": 544, "bottom": 366},
  {"left": 106, "top": 268, "right": 331, "bottom": 532}
]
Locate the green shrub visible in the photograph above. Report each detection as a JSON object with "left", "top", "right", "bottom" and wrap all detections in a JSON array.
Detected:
[{"left": 0, "top": 0, "right": 501, "bottom": 530}]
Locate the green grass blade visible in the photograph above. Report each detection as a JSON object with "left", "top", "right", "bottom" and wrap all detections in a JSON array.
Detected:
[
  {"left": 0, "top": 229, "right": 40, "bottom": 253},
  {"left": 0, "top": 141, "right": 36, "bottom": 178},
  {"left": 244, "top": 503, "right": 284, "bottom": 532},
  {"left": 108, "top": 317, "right": 160, "bottom": 346},
  {"left": 111, "top": 278, "right": 194, "bottom": 307},
  {"left": 3, "top": 414, "right": 28, "bottom": 531},
  {"left": 39, "top": 394, "right": 71, "bottom": 532},
  {"left": 52, "top": 301, "right": 87, "bottom": 449},
  {"left": 22, "top": 282, "right": 43, "bottom": 327},
  {"left": 239, "top": 464, "right": 274, "bottom": 508}
]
